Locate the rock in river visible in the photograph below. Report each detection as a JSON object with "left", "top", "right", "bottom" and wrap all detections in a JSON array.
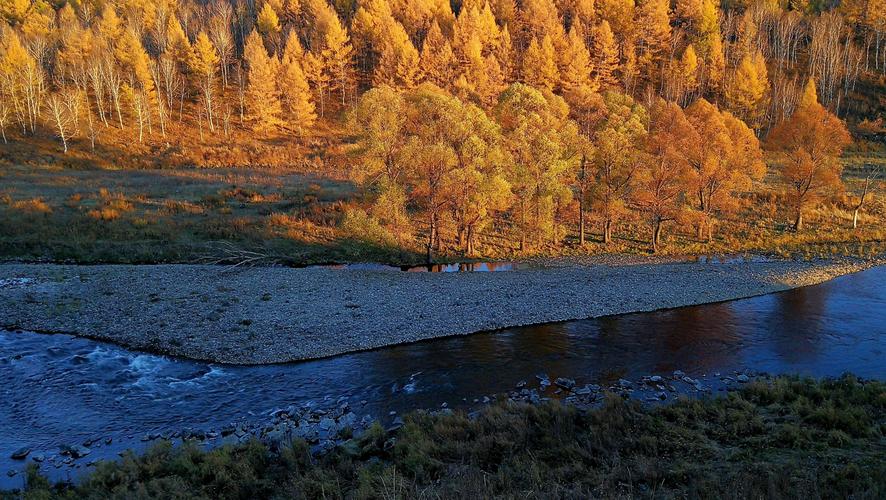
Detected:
[{"left": 11, "top": 447, "right": 30, "bottom": 460}]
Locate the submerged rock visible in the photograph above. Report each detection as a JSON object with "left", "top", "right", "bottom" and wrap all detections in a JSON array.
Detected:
[{"left": 11, "top": 447, "right": 30, "bottom": 460}]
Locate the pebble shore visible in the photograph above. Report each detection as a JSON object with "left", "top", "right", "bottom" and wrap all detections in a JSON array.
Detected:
[{"left": 0, "top": 256, "right": 881, "bottom": 364}]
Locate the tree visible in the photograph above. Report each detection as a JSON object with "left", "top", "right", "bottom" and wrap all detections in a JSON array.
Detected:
[
  {"left": 592, "top": 92, "right": 649, "bottom": 244},
  {"left": 312, "top": 0, "right": 354, "bottom": 106},
  {"left": 189, "top": 32, "right": 220, "bottom": 132},
  {"left": 767, "top": 79, "right": 851, "bottom": 231},
  {"left": 684, "top": 99, "right": 765, "bottom": 241},
  {"left": 726, "top": 50, "right": 769, "bottom": 132},
  {"left": 349, "top": 85, "right": 408, "bottom": 185},
  {"left": 636, "top": 0, "right": 671, "bottom": 84},
  {"left": 243, "top": 30, "right": 282, "bottom": 132},
  {"left": 418, "top": 20, "right": 455, "bottom": 88},
  {"left": 257, "top": 2, "right": 282, "bottom": 43},
  {"left": 46, "top": 91, "right": 75, "bottom": 153},
  {"left": 849, "top": 166, "right": 881, "bottom": 229},
  {"left": 636, "top": 100, "right": 693, "bottom": 252},
  {"left": 591, "top": 21, "right": 620, "bottom": 89},
  {"left": 495, "top": 83, "right": 580, "bottom": 251},
  {"left": 0, "top": 26, "right": 44, "bottom": 135},
  {"left": 561, "top": 24, "right": 597, "bottom": 100},
  {"left": 279, "top": 33, "right": 317, "bottom": 134},
  {"left": 521, "top": 35, "right": 559, "bottom": 92}
]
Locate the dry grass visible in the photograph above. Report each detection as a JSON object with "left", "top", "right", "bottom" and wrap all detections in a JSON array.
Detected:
[{"left": 0, "top": 151, "right": 883, "bottom": 265}]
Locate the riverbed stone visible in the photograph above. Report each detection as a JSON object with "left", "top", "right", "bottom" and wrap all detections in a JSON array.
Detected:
[
  {"left": 0, "top": 258, "right": 876, "bottom": 364},
  {"left": 11, "top": 447, "right": 30, "bottom": 460},
  {"left": 555, "top": 377, "right": 576, "bottom": 390}
]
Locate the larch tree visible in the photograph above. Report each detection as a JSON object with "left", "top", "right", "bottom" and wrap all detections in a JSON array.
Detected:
[
  {"left": 189, "top": 32, "right": 220, "bottom": 132},
  {"left": 592, "top": 91, "right": 649, "bottom": 244},
  {"left": 521, "top": 35, "right": 559, "bottom": 93},
  {"left": 418, "top": 20, "right": 455, "bottom": 89},
  {"left": 256, "top": 1, "right": 282, "bottom": 49},
  {"left": 726, "top": 50, "right": 769, "bottom": 132},
  {"left": 561, "top": 24, "right": 597, "bottom": 101},
  {"left": 636, "top": 0, "right": 672, "bottom": 86},
  {"left": 766, "top": 79, "right": 851, "bottom": 231},
  {"left": 314, "top": 1, "right": 354, "bottom": 106},
  {"left": 591, "top": 21, "right": 620, "bottom": 89},
  {"left": 279, "top": 32, "right": 316, "bottom": 134},
  {"left": 243, "top": 30, "right": 282, "bottom": 132},
  {"left": 116, "top": 30, "right": 156, "bottom": 142}
]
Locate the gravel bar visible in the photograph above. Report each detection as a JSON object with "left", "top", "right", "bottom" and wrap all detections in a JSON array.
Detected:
[{"left": 0, "top": 258, "right": 881, "bottom": 364}]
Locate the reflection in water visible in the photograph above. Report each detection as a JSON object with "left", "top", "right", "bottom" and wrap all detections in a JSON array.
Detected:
[
  {"left": 770, "top": 285, "right": 827, "bottom": 364},
  {"left": 0, "top": 266, "right": 884, "bottom": 487}
]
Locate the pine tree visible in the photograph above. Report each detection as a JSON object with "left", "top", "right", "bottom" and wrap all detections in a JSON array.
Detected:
[
  {"left": 243, "top": 30, "right": 282, "bottom": 131},
  {"left": 521, "top": 35, "right": 558, "bottom": 92}
]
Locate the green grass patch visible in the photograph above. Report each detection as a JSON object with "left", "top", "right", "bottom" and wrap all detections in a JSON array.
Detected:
[{"left": 8, "top": 374, "right": 884, "bottom": 499}]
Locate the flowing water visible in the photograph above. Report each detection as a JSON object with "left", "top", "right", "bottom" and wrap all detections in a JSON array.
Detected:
[{"left": 1, "top": 265, "right": 884, "bottom": 488}]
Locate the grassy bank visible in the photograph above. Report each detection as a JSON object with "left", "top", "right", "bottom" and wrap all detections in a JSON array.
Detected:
[
  {"left": 1, "top": 152, "right": 885, "bottom": 266},
  {"left": 7, "top": 375, "right": 884, "bottom": 499}
]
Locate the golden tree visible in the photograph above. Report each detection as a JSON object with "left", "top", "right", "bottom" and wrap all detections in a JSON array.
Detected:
[
  {"left": 767, "top": 79, "right": 851, "bottom": 231},
  {"left": 560, "top": 24, "right": 597, "bottom": 100},
  {"left": 725, "top": 50, "right": 769, "bottom": 132},
  {"left": 243, "top": 30, "right": 282, "bottom": 132},
  {"left": 279, "top": 32, "right": 316, "bottom": 134},
  {"left": 189, "top": 32, "right": 220, "bottom": 132},
  {"left": 684, "top": 98, "right": 765, "bottom": 241},
  {"left": 591, "top": 21, "right": 620, "bottom": 89},
  {"left": 418, "top": 20, "right": 455, "bottom": 89},
  {"left": 521, "top": 35, "right": 559, "bottom": 92},
  {"left": 635, "top": 99, "right": 693, "bottom": 252},
  {"left": 495, "top": 83, "right": 580, "bottom": 250},
  {"left": 592, "top": 91, "right": 649, "bottom": 244}
]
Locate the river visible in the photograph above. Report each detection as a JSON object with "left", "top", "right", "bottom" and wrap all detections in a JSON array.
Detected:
[{"left": 1, "top": 265, "right": 884, "bottom": 488}]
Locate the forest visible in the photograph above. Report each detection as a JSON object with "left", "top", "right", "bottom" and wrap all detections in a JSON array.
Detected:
[{"left": 0, "top": 0, "right": 884, "bottom": 262}]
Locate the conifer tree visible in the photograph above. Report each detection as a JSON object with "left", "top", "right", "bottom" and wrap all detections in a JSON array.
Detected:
[
  {"left": 418, "top": 20, "right": 455, "bottom": 88},
  {"left": 725, "top": 50, "right": 769, "bottom": 132},
  {"left": 591, "top": 21, "right": 620, "bottom": 89},
  {"left": 243, "top": 30, "right": 282, "bottom": 131},
  {"left": 561, "top": 24, "right": 597, "bottom": 99},
  {"left": 280, "top": 32, "right": 316, "bottom": 134},
  {"left": 190, "top": 32, "right": 220, "bottom": 131},
  {"left": 521, "top": 35, "right": 558, "bottom": 92}
]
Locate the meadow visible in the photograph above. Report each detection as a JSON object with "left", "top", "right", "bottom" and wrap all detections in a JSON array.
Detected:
[{"left": 0, "top": 150, "right": 883, "bottom": 267}]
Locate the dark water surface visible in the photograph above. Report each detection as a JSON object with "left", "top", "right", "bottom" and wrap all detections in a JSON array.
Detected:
[{"left": 1, "top": 265, "right": 884, "bottom": 487}]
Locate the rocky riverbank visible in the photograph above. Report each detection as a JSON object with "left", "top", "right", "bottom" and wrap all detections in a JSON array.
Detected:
[
  {"left": 0, "top": 256, "right": 882, "bottom": 364},
  {"left": 2, "top": 366, "right": 754, "bottom": 483}
]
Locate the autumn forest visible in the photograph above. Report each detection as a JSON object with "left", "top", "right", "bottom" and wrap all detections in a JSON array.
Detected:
[{"left": 0, "top": 0, "right": 884, "bottom": 262}]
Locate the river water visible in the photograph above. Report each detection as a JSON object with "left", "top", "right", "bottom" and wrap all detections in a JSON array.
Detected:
[{"left": 1, "top": 265, "right": 884, "bottom": 487}]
